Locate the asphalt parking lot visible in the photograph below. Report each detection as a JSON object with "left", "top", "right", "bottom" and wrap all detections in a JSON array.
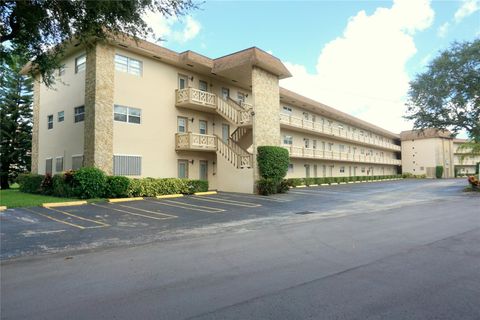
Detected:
[{"left": 0, "top": 179, "right": 473, "bottom": 260}]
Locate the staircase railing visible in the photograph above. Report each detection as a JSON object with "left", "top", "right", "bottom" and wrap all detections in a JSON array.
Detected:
[
  {"left": 231, "top": 127, "right": 248, "bottom": 142},
  {"left": 216, "top": 136, "right": 252, "bottom": 169}
]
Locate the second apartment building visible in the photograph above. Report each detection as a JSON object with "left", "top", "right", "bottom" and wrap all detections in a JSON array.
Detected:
[{"left": 28, "top": 35, "right": 401, "bottom": 193}]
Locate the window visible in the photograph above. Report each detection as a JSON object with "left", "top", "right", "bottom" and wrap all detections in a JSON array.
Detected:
[
  {"left": 221, "top": 87, "right": 230, "bottom": 100},
  {"left": 75, "top": 54, "right": 86, "bottom": 73},
  {"left": 47, "top": 115, "right": 53, "bottom": 129},
  {"left": 177, "top": 117, "right": 188, "bottom": 133},
  {"left": 178, "top": 160, "right": 189, "bottom": 178},
  {"left": 314, "top": 165, "right": 318, "bottom": 177},
  {"left": 283, "top": 135, "right": 293, "bottom": 145},
  {"left": 199, "top": 80, "right": 208, "bottom": 92},
  {"left": 328, "top": 143, "right": 333, "bottom": 151},
  {"left": 72, "top": 155, "right": 83, "bottom": 170},
  {"left": 282, "top": 106, "right": 292, "bottom": 115},
  {"left": 58, "top": 111, "right": 64, "bottom": 122},
  {"left": 55, "top": 157, "right": 64, "bottom": 172},
  {"left": 115, "top": 54, "right": 142, "bottom": 76},
  {"left": 312, "top": 115, "right": 316, "bottom": 123},
  {"left": 74, "top": 106, "right": 84, "bottom": 123},
  {"left": 178, "top": 74, "right": 188, "bottom": 89},
  {"left": 114, "top": 105, "right": 141, "bottom": 124},
  {"left": 58, "top": 65, "right": 65, "bottom": 76},
  {"left": 288, "top": 163, "right": 294, "bottom": 173},
  {"left": 199, "top": 120, "right": 207, "bottom": 134},
  {"left": 361, "top": 167, "right": 365, "bottom": 173},
  {"left": 45, "top": 158, "right": 53, "bottom": 174},
  {"left": 303, "top": 112, "right": 309, "bottom": 120},
  {"left": 360, "top": 148, "right": 365, "bottom": 155},
  {"left": 237, "top": 92, "right": 245, "bottom": 104},
  {"left": 313, "top": 140, "right": 317, "bottom": 149},
  {"left": 199, "top": 160, "right": 208, "bottom": 180},
  {"left": 304, "top": 138, "right": 310, "bottom": 148},
  {"left": 338, "top": 124, "right": 344, "bottom": 130},
  {"left": 327, "top": 120, "right": 333, "bottom": 127},
  {"left": 113, "top": 155, "right": 142, "bottom": 176},
  {"left": 339, "top": 144, "right": 345, "bottom": 152},
  {"left": 340, "top": 166, "right": 345, "bottom": 173}
]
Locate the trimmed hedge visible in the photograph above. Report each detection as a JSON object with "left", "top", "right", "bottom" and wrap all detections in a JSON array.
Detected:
[
  {"left": 285, "top": 175, "right": 402, "bottom": 187},
  {"left": 105, "top": 176, "right": 130, "bottom": 198},
  {"left": 435, "top": 166, "right": 444, "bottom": 179},
  {"left": 257, "top": 146, "right": 290, "bottom": 182},
  {"left": 73, "top": 167, "right": 107, "bottom": 199},
  {"left": 17, "top": 173, "right": 44, "bottom": 193},
  {"left": 257, "top": 178, "right": 278, "bottom": 196}
]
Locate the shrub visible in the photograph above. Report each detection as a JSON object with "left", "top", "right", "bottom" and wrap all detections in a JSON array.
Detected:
[
  {"left": 186, "top": 180, "right": 209, "bottom": 194},
  {"left": 73, "top": 167, "right": 107, "bottom": 199},
  {"left": 277, "top": 180, "right": 290, "bottom": 193},
  {"left": 52, "top": 172, "right": 75, "bottom": 197},
  {"left": 40, "top": 174, "right": 54, "bottom": 195},
  {"left": 18, "top": 173, "right": 44, "bottom": 193},
  {"left": 324, "top": 177, "right": 331, "bottom": 184},
  {"left": 257, "top": 178, "right": 277, "bottom": 196},
  {"left": 313, "top": 177, "right": 323, "bottom": 185},
  {"left": 105, "top": 176, "right": 131, "bottom": 198},
  {"left": 257, "top": 146, "right": 290, "bottom": 183},
  {"left": 286, "top": 178, "right": 303, "bottom": 187},
  {"left": 304, "top": 178, "right": 315, "bottom": 186},
  {"left": 435, "top": 166, "right": 444, "bottom": 179}
]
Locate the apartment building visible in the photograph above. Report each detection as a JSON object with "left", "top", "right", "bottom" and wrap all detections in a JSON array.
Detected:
[
  {"left": 401, "top": 129, "right": 479, "bottom": 178},
  {"left": 27, "top": 36, "right": 402, "bottom": 193}
]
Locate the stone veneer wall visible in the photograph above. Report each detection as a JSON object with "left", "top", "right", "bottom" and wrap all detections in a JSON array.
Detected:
[
  {"left": 83, "top": 42, "right": 115, "bottom": 174},
  {"left": 31, "top": 76, "right": 40, "bottom": 173},
  {"left": 251, "top": 66, "right": 280, "bottom": 181}
]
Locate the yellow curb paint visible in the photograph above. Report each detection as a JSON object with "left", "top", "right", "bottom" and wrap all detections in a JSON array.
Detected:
[
  {"left": 156, "top": 194, "right": 184, "bottom": 199},
  {"left": 108, "top": 197, "right": 143, "bottom": 203},
  {"left": 194, "top": 191, "right": 217, "bottom": 196},
  {"left": 0, "top": 206, "right": 7, "bottom": 211},
  {"left": 42, "top": 201, "right": 87, "bottom": 208},
  {"left": 296, "top": 185, "right": 307, "bottom": 188}
]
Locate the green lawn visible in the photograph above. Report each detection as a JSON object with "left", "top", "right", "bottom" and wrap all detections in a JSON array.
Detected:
[{"left": 0, "top": 189, "right": 104, "bottom": 208}]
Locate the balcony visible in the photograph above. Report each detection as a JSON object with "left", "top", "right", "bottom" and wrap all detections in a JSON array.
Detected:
[
  {"left": 175, "top": 133, "right": 217, "bottom": 152},
  {"left": 279, "top": 114, "right": 401, "bottom": 152},
  {"left": 283, "top": 145, "right": 402, "bottom": 165},
  {"left": 175, "top": 88, "right": 253, "bottom": 126}
]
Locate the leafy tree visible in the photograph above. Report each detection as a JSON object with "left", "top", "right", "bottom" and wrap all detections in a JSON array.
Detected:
[
  {"left": 405, "top": 39, "right": 480, "bottom": 143},
  {"left": 1, "top": 0, "right": 198, "bottom": 86},
  {"left": 0, "top": 51, "right": 33, "bottom": 189}
]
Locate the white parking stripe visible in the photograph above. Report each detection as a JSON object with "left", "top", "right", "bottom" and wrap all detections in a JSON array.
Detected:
[
  {"left": 192, "top": 196, "right": 261, "bottom": 208},
  {"left": 145, "top": 199, "right": 225, "bottom": 213}
]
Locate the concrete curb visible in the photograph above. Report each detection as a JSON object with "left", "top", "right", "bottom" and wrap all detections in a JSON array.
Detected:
[
  {"left": 156, "top": 194, "right": 184, "bottom": 199},
  {"left": 0, "top": 206, "right": 7, "bottom": 211},
  {"left": 108, "top": 197, "right": 143, "bottom": 203},
  {"left": 308, "top": 184, "right": 319, "bottom": 187},
  {"left": 43, "top": 201, "right": 87, "bottom": 208},
  {"left": 194, "top": 191, "right": 217, "bottom": 196}
]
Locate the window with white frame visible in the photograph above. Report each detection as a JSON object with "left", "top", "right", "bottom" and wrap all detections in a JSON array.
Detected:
[
  {"left": 303, "top": 112, "right": 309, "bottom": 120},
  {"left": 45, "top": 158, "right": 53, "bottom": 174},
  {"left": 312, "top": 140, "right": 317, "bottom": 149},
  {"left": 74, "top": 106, "right": 84, "bottom": 123},
  {"left": 304, "top": 138, "right": 310, "bottom": 148},
  {"left": 115, "top": 54, "right": 142, "bottom": 76},
  {"left": 361, "top": 167, "right": 365, "bottom": 173},
  {"left": 340, "top": 166, "right": 345, "bottom": 173},
  {"left": 114, "top": 105, "right": 141, "bottom": 124},
  {"left": 178, "top": 160, "right": 188, "bottom": 178},
  {"left": 339, "top": 144, "right": 345, "bottom": 152},
  {"left": 282, "top": 106, "right": 292, "bottom": 115},
  {"left": 58, "top": 111, "right": 64, "bottom": 122},
  {"left": 113, "top": 155, "right": 142, "bottom": 176},
  {"left": 199, "top": 120, "right": 207, "bottom": 134},
  {"left": 55, "top": 157, "right": 64, "bottom": 172},
  {"left": 75, "top": 54, "right": 86, "bottom": 73},
  {"left": 47, "top": 115, "right": 53, "bottom": 129},
  {"left": 177, "top": 117, "right": 188, "bottom": 133},
  {"left": 72, "top": 155, "right": 83, "bottom": 170},
  {"left": 283, "top": 135, "right": 293, "bottom": 145}
]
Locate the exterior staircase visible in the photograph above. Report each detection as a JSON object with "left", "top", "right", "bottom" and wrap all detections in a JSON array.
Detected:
[{"left": 216, "top": 135, "right": 252, "bottom": 169}]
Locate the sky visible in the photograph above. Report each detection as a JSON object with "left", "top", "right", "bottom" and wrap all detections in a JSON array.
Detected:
[{"left": 144, "top": 0, "right": 480, "bottom": 135}]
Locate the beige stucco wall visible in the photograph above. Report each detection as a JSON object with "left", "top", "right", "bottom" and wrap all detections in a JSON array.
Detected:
[
  {"left": 84, "top": 42, "right": 115, "bottom": 174},
  {"left": 37, "top": 51, "right": 86, "bottom": 174},
  {"left": 401, "top": 138, "right": 454, "bottom": 178},
  {"left": 31, "top": 76, "right": 40, "bottom": 173}
]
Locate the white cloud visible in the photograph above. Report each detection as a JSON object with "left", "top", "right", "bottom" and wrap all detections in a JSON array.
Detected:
[
  {"left": 454, "top": 0, "right": 479, "bottom": 23},
  {"left": 280, "top": 0, "right": 435, "bottom": 133},
  {"left": 142, "top": 12, "right": 201, "bottom": 43},
  {"left": 437, "top": 22, "right": 450, "bottom": 37}
]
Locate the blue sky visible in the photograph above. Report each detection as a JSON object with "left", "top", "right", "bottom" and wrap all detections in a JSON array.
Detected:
[{"left": 146, "top": 0, "right": 479, "bottom": 134}]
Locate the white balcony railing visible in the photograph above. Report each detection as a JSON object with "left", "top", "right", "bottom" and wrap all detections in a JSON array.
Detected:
[
  {"left": 175, "top": 132, "right": 217, "bottom": 151},
  {"left": 282, "top": 144, "right": 402, "bottom": 165},
  {"left": 279, "top": 114, "right": 401, "bottom": 151}
]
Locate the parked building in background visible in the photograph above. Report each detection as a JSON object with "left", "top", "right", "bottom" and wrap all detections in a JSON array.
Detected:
[
  {"left": 25, "top": 36, "right": 402, "bottom": 193},
  {"left": 400, "top": 129, "right": 479, "bottom": 178}
]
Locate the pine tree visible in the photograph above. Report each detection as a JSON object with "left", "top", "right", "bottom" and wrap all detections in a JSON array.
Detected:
[{"left": 0, "top": 52, "right": 33, "bottom": 189}]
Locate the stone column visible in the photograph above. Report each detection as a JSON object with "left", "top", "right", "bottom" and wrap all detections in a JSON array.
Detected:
[
  {"left": 83, "top": 42, "right": 115, "bottom": 174},
  {"left": 31, "top": 76, "right": 40, "bottom": 173},
  {"left": 251, "top": 66, "right": 280, "bottom": 181}
]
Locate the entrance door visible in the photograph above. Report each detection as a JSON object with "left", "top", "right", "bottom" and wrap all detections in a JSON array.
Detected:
[
  {"left": 178, "top": 75, "right": 188, "bottom": 89},
  {"left": 199, "top": 160, "right": 208, "bottom": 181},
  {"left": 305, "top": 164, "right": 310, "bottom": 178},
  {"left": 222, "top": 87, "right": 230, "bottom": 100},
  {"left": 222, "top": 124, "right": 230, "bottom": 143}
]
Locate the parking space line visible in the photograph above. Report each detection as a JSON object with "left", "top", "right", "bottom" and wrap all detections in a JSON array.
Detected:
[
  {"left": 44, "top": 207, "right": 110, "bottom": 227},
  {"left": 218, "top": 194, "right": 290, "bottom": 203},
  {"left": 145, "top": 199, "right": 225, "bottom": 213},
  {"left": 192, "top": 196, "right": 261, "bottom": 208},
  {"left": 21, "top": 208, "right": 86, "bottom": 229},
  {"left": 288, "top": 190, "right": 322, "bottom": 195},
  {"left": 91, "top": 203, "right": 176, "bottom": 221}
]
